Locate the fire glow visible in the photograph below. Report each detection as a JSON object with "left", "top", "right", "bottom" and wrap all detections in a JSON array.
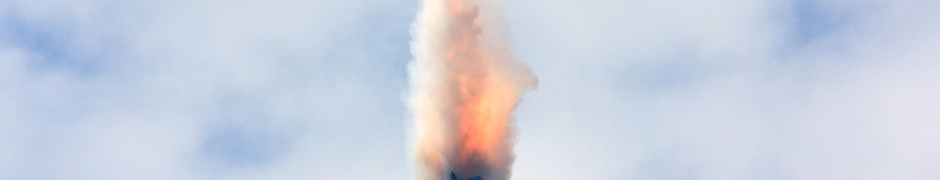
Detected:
[{"left": 408, "top": 0, "right": 537, "bottom": 179}]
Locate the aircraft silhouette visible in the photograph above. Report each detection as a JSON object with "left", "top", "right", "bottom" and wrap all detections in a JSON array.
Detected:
[{"left": 449, "top": 171, "right": 482, "bottom": 180}]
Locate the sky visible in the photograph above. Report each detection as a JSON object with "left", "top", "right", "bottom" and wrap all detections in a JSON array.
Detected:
[{"left": 1, "top": 0, "right": 939, "bottom": 179}]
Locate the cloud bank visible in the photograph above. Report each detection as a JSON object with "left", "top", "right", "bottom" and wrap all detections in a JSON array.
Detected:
[
  {"left": 1, "top": 0, "right": 939, "bottom": 179},
  {"left": 505, "top": 0, "right": 940, "bottom": 179},
  {"left": 1, "top": 0, "right": 415, "bottom": 179}
]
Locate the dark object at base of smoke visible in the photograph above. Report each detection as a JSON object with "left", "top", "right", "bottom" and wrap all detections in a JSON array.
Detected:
[{"left": 450, "top": 171, "right": 483, "bottom": 180}]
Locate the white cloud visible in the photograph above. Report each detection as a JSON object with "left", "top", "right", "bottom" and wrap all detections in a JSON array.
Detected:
[
  {"left": 1, "top": 0, "right": 415, "bottom": 179},
  {"left": 2, "top": 0, "right": 939, "bottom": 179},
  {"left": 504, "top": 0, "right": 940, "bottom": 179}
]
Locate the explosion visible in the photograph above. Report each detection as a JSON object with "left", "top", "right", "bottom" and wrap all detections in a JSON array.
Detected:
[{"left": 408, "top": 0, "right": 537, "bottom": 179}]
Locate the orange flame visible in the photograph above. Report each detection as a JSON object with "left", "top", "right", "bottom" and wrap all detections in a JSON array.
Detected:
[
  {"left": 445, "top": 0, "right": 519, "bottom": 177},
  {"left": 411, "top": 0, "right": 536, "bottom": 179}
]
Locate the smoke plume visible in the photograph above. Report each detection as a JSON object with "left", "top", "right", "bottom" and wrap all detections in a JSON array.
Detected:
[{"left": 408, "top": 0, "right": 537, "bottom": 179}]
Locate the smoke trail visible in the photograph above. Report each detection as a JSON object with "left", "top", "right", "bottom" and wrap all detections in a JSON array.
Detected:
[{"left": 408, "top": 0, "right": 537, "bottom": 179}]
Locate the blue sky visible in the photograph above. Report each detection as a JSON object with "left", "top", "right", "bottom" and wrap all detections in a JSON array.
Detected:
[{"left": 2, "top": 0, "right": 940, "bottom": 179}]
